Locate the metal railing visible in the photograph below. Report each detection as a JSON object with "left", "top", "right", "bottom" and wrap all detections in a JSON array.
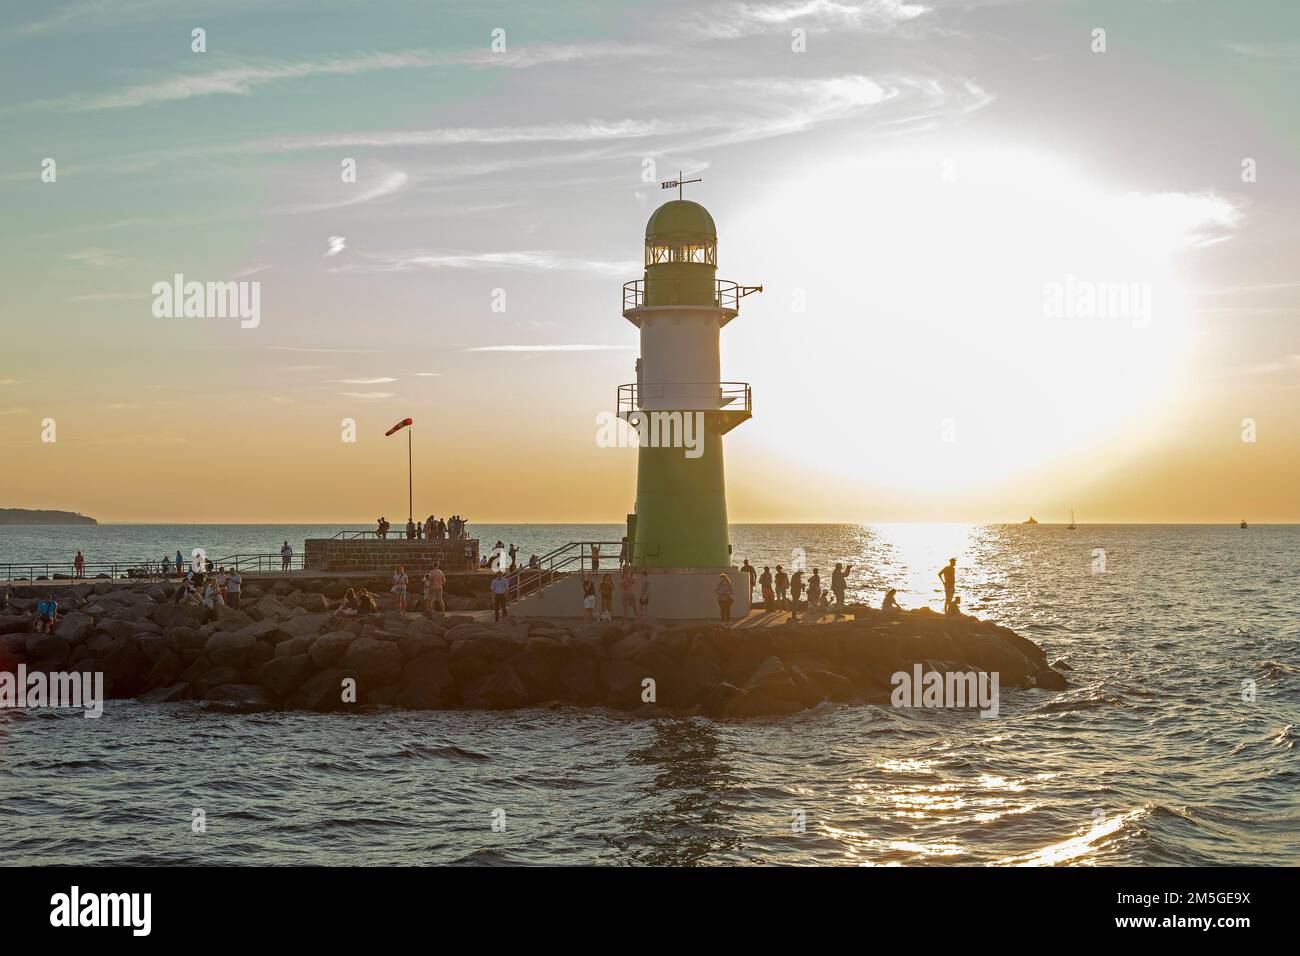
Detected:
[
  {"left": 616, "top": 382, "right": 751, "bottom": 419},
  {"left": 622, "top": 278, "right": 762, "bottom": 313},
  {"left": 2, "top": 554, "right": 305, "bottom": 581},
  {"left": 504, "top": 540, "right": 624, "bottom": 601},
  {"left": 331, "top": 527, "right": 473, "bottom": 541}
]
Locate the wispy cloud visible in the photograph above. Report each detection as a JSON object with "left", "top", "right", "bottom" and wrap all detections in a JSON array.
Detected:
[
  {"left": 267, "top": 346, "right": 389, "bottom": 354},
  {"left": 341, "top": 250, "right": 640, "bottom": 277},
  {"left": 464, "top": 345, "right": 634, "bottom": 352},
  {"left": 67, "top": 292, "right": 148, "bottom": 303},
  {"left": 329, "top": 377, "right": 397, "bottom": 384},
  {"left": 340, "top": 391, "right": 396, "bottom": 399},
  {"left": 33, "top": 44, "right": 660, "bottom": 111},
  {"left": 688, "top": 0, "right": 929, "bottom": 39},
  {"left": 65, "top": 247, "right": 126, "bottom": 267}
]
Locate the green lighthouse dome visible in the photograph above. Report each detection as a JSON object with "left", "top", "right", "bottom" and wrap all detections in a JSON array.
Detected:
[{"left": 645, "top": 200, "right": 716, "bottom": 240}]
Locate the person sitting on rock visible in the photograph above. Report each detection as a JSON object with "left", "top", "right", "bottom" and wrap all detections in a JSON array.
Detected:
[
  {"left": 881, "top": 588, "right": 902, "bottom": 613},
  {"left": 358, "top": 589, "right": 379, "bottom": 615},
  {"left": 337, "top": 588, "right": 359, "bottom": 615},
  {"left": 945, "top": 594, "right": 963, "bottom": 617},
  {"left": 33, "top": 595, "right": 58, "bottom": 633},
  {"left": 203, "top": 579, "right": 224, "bottom": 609}
]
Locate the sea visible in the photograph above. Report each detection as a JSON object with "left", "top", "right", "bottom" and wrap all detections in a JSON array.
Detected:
[{"left": 0, "top": 523, "right": 1296, "bottom": 866}]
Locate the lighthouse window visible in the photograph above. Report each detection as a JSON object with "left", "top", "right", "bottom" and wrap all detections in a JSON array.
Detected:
[{"left": 645, "top": 240, "right": 717, "bottom": 266}]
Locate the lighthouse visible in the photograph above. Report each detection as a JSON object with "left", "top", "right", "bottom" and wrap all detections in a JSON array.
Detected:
[{"left": 618, "top": 187, "right": 761, "bottom": 613}]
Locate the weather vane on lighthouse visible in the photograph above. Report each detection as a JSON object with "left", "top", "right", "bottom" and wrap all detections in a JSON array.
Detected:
[{"left": 660, "top": 170, "right": 702, "bottom": 201}]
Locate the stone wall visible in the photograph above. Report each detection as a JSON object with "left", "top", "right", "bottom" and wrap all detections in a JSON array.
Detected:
[{"left": 304, "top": 538, "right": 479, "bottom": 573}]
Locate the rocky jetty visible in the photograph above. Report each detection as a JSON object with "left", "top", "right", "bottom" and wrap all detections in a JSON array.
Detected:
[{"left": 0, "top": 579, "right": 1068, "bottom": 716}]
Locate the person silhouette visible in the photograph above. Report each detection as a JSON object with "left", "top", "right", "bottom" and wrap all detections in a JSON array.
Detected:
[{"left": 939, "top": 558, "right": 957, "bottom": 612}]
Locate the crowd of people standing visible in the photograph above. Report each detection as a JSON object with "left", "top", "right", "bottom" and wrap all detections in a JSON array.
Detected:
[{"left": 376, "top": 515, "right": 469, "bottom": 541}]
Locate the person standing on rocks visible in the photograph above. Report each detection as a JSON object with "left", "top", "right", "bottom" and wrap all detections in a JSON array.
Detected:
[
  {"left": 774, "top": 565, "right": 789, "bottom": 611},
  {"left": 280, "top": 540, "right": 293, "bottom": 571},
  {"left": 805, "top": 569, "right": 821, "bottom": 622},
  {"left": 73, "top": 550, "right": 85, "bottom": 578},
  {"left": 425, "top": 561, "right": 446, "bottom": 616},
  {"left": 741, "top": 559, "right": 756, "bottom": 600},
  {"left": 831, "top": 562, "right": 853, "bottom": 609},
  {"left": 490, "top": 570, "right": 510, "bottom": 622},
  {"left": 406, "top": 519, "right": 417, "bottom": 540},
  {"left": 939, "top": 558, "right": 957, "bottom": 612},
  {"left": 759, "top": 566, "right": 774, "bottom": 612},
  {"left": 175, "top": 550, "right": 185, "bottom": 579},
  {"left": 391, "top": 565, "right": 409, "bottom": 613},
  {"left": 620, "top": 566, "right": 637, "bottom": 618},
  {"left": 789, "top": 568, "right": 804, "bottom": 619},
  {"left": 226, "top": 567, "right": 243, "bottom": 610},
  {"left": 599, "top": 573, "right": 614, "bottom": 617},
  {"left": 716, "top": 573, "right": 734, "bottom": 625}
]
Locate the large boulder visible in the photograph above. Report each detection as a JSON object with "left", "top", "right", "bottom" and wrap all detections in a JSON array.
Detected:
[
  {"left": 55, "top": 612, "right": 94, "bottom": 643},
  {"left": 26, "top": 632, "right": 72, "bottom": 664},
  {"left": 144, "top": 648, "right": 184, "bottom": 687},
  {"left": 741, "top": 656, "right": 803, "bottom": 703},
  {"left": 204, "top": 631, "right": 258, "bottom": 670},
  {"left": 164, "top": 625, "right": 207, "bottom": 651},
  {"left": 599, "top": 659, "right": 648, "bottom": 709},
  {"left": 212, "top": 604, "right": 254, "bottom": 631},
  {"left": 151, "top": 603, "right": 207, "bottom": 629},
  {"left": 274, "top": 634, "right": 318, "bottom": 659},
  {"left": 507, "top": 648, "right": 557, "bottom": 700},
  {"left": 255, "top": 594, "right": 291, "bottom": 619},
  {"left": 463, "top": 663, "right": 529, "bottom": 709},
  {"left": 100, "top": 637, "right": 151, "bottom": 695},
  {"left": 254, "top": 654, "right": 315, "bottom": 696},
  {"left": 396, "top": 653, "right": 455, "bottom": 709},
  {"left": 342, "top": 637, "right": 404, "bottom": 687},
  {"left": 308, "top": 631, "right": 355, "bottom": 669},
  {"left": 286, "top": 668, "right": 350, "bottom": 711}
]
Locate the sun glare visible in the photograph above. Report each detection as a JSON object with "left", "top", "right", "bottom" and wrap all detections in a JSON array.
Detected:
[{"left": 731, "top": 145, "right": 1229, "bottom": 494}]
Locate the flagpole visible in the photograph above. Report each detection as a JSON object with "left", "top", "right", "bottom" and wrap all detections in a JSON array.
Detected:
[{"left": 407, "top": 427, "right": 413, "bottom": 524}]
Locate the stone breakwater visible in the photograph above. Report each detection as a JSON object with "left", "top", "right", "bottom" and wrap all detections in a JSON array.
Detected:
[{"left": 0, "top": 579, "right": 1068, "bottom": 716}]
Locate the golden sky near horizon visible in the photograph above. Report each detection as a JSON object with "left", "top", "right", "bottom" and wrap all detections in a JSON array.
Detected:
[{"left": 2, "top": 0, "right": 1297, "bottom": 524}]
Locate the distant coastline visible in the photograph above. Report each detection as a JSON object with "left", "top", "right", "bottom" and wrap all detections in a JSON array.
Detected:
[{"left": 0, "top": 509, "right": 97, "bottom": 526}]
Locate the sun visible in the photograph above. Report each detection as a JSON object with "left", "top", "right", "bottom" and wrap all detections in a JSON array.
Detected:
[{"left": 727, "top": 143, "right": 1232, "bottom": 496}]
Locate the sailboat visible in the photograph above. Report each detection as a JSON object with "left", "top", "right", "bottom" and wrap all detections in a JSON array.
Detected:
[
  {"left": 1067, "top": 509, "right": 1076, "bottom": 530},
  {"left": 1241, "top": 518, "right": 1248, "bottom": 529}
]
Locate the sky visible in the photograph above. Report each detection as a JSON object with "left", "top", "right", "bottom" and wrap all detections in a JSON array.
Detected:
[{"left": 1, "top": 0, "right": 1297, "bottom": 524}]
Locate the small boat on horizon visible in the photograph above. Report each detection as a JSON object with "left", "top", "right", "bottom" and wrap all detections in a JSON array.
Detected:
[
  {"left": 1023, "top": 516, "right": 1038, "bottom": 525},
  {"left": 1067, "top": 509, "right": 1076, "bottom": 530},
  {"left": 1241, "top": 519, "right": 1248, "bottom": 529}
]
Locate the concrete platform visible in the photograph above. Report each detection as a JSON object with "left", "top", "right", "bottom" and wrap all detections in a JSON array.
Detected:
[{"left": 508, "top": 566, "right": 752, "bottom": 620}]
